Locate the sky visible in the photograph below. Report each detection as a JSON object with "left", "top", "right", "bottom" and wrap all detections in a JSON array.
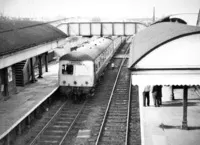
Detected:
[{"left": 0, "top": 0, "right": 199, "bottom": 19}]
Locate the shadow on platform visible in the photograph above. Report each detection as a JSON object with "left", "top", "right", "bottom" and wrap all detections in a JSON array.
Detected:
[
  {"left": 161, "top": 100, "right": 199, "bottom": 107},
  {"left": 159, "top": 123, "right": 200, "bottom": 130}
]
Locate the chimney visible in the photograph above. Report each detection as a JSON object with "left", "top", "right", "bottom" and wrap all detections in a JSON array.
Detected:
[
  {"left": 197, "top": 9, "right": 200, "bottom": 26},
  {"left": 153, "top": 7, "right": 155, "bottom": 23}
]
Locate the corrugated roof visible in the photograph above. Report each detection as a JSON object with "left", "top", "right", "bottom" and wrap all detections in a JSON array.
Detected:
[
  {"left": 0, "top": 19, "right": 67, "bottom": 56},
  {"left": 129, "top": 22, "right": 200, "bottom": 69}
]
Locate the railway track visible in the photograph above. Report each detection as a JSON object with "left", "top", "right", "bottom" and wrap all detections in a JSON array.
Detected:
[
  {"left": 29, "top": 100, "right": 87, "bottom": 145},
  {"left": 95, "top": 49, "right": 131, "bottom": 145},
  {"left": 27, "top": 38, "right": 141, "bottom": 145},
  {"left": 92, "top": 38, "right": 141, "bottom": 145}
]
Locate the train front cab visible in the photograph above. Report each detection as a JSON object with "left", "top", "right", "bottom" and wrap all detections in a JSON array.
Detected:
[{"left": 59, "top": 60, "right": 94, "bottom": 99}]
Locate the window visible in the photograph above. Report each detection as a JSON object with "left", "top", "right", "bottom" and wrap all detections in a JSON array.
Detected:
[
  {"left": 66, "top": 64, "right": 73, "bottom": 75},
  {"left": 62, "top": 65, "right": 65, "bottom": 74},
  {"left": 62, "top": 64, "right": 74, "bottom": 75},
  {"left": 75, "top": 64, "right": 90, "bottom": 75}
]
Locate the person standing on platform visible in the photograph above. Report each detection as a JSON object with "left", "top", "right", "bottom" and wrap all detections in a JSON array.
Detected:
[
  {"left": 152, "top": 85, "right": 159, "bottom": 107},
  {"left": 157, "top": 85, "right": 162, "bottom": 106},
  {"left": 143, "top": 85, "right": 151, "bottom": 107}
]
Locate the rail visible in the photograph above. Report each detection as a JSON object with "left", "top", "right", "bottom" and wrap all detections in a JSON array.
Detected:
[
  {"left": 30, "top": 99, "right": 88, "bottom": 145},
  {"left": 95, "top": 46, "right": 130, "bottom": 145},
  {"left": 58, "top": 100, "right": 87, "bottom": 145},
  {"left": 125, "top": 74, "right": 132, "bottom": 145},
  {"left": 30, "top": 101, "right": 67, "bottom": 145}
]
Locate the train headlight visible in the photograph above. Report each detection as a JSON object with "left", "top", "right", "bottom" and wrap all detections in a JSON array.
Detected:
[
  {"left": 85, "top": 81, "right": 88, "bottom": 85},
  {"left": 74, "top": 81, "right": 77, "bottom": 85},
  {"left": 63, "top": 81, "right": 66, "bottom": 84}
]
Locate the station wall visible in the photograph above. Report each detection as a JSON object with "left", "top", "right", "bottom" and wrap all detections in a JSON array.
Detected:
[
  {"left": 7, "top": 66, "right": 17, "bottom": 96},
  {"left": 0, "top": 66, "right": 17, "bottom": 100},
  {"left": 0, "top": 51, "right": 56, "bottom": 101}
]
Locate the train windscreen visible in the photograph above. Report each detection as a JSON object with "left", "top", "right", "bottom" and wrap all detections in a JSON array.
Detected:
[{"left": 74, "top": 61, "right": 93, "bottom": 76}]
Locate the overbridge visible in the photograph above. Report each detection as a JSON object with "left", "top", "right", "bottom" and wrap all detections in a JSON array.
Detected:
[{"left": 49, "top": 18, "right": 148, "bottom": 36}]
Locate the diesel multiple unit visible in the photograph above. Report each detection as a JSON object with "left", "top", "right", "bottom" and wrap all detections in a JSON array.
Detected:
[{"left": 59, "top": 36, "right": 125, "bottom": 101}]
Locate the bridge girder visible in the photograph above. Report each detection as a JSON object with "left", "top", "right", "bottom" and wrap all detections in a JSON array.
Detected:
[{"left": 56, "top": 22, "right": 147, "bottom": 36}]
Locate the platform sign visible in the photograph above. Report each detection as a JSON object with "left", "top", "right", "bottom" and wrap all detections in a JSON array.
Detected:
[
  {"left": 8, "top": 67, "right": 12, "bottom": 82},
  {"left": 68, "top": 24, "right": 79, "bottom": 36},
  {"left": 125, "top": 23, "right": 136, "bottom": 35},
  {"left": 80, "top": 23, "right": 90, "bottom": 36},
  {"left": 102, "top": 23, "right": 112, "bottom": 36},
  {"left": 91, "top": 23, "right": 101, "bottom": 36},
  {"left": 114, "top": 23, "right": 124, "bottom": 35}
]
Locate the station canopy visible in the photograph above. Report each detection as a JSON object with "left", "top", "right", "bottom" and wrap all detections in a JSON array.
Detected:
[
  {"left": 0, "top": 19, "right": 67, "bottom": 57},
  {"left": 128, "top": 22, "right": 200, "bottom": 85}
]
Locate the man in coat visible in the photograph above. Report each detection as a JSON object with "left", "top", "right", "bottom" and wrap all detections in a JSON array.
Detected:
[
  {"left": 143, "top": 85, "right": 151, "bottom": 107},
  {"left": 152, "top": 85, "right": 162, "bottom": 107}
]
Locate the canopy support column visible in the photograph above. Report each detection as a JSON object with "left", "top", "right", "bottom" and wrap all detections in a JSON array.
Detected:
[
  {"left": 182, "top": 85, "right": 188, "bottom": 130},
  {"left": 44, "top": 52, "right": 48, "bottom": 72},
  {"left": 30, "top": 57, "right": 36, "bottom": 83},
  {"left": 170, "top": 85, "right": 174, "bottom": 100},
  {"left": 3, "top": 67, "right": 9, "bottom": 97},
  {"left": 38, "top": 55, "right": 43, "bottom": 78}
]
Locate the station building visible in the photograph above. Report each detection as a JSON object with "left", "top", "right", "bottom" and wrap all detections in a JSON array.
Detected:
[
  {"left": 128, "top": 17, "right": 200, "bottom": 128},
  {"left": 0, "top": 19, "right": 67, "bottom": 100},
  {"left": 129, "top": 22, "right": 200, "bottom": 86}
]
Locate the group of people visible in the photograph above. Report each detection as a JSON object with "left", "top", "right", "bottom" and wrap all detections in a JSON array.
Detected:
[{"left": 143, "top": 85, "right": 162, "bottom": 107}]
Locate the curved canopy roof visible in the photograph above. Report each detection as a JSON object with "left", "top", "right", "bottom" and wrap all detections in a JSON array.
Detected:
[
  {"left": 129, "top": 22, "right": 200, "bottom": 69},
  {"left": 0, "top": 19, "right": 67, "bottom": 57}
]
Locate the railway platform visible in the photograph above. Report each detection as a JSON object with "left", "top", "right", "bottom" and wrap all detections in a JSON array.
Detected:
[
  {"left": 0, "top": 61, "right": 59, "bottom": 141},
  {"left": 139, "top": 87, "right": 200, "bottom": 145}
]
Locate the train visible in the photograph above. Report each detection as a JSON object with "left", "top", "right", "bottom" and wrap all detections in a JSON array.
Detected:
[{"left": 58, "top": 36, "right": 125, "bottom": 102}]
